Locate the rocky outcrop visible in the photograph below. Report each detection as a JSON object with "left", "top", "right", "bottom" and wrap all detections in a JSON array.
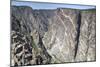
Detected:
[
  {"left": 11, "top": 6, "right": 96, "bottom": 66},
  {"left": 43, "top": 9, "right": 80, "bottom": 63},
  {"left": 75, "top": 10, "right": 96, "bottom": 62},
  {"left": 11, "top": 6, "right": 52, "bottom": 66}
]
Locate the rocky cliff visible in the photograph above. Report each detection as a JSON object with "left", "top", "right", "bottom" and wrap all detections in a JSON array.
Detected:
[{"left": 11, "top": 6, "right": 96, "bottom": 66}]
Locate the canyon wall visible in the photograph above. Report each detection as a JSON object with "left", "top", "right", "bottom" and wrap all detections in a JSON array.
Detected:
[{"left": 11, "top": 6, "right": 96, "bottom": 66}]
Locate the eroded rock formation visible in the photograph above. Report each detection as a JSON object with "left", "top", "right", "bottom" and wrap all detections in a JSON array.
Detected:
[{"left": 11, "top": 6, "right": 96, "bottom": 66}]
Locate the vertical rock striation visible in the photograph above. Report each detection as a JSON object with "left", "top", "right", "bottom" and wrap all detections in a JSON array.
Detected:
[
  {"left": 43, "top": 8, "right": 79, "bottom": 63},
  {"left": 11, "top": 6, "right": 96, "bottom": 66},
  {"left": 75, "top": 10, "right": 96, "bottom": 62}
]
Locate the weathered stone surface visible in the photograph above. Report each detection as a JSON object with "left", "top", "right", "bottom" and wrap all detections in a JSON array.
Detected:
[
  {"left": 11, "top": 6, "right": 96, "bottom": 66},
  {"left": 11, "top": 6, "right": 52, "bottom": 66},
  {"left": 75, "top": 10, "right": 96, "bottom": 62},
  {"left": 43, "top": 9, "right": 79, "bottom": 63}
]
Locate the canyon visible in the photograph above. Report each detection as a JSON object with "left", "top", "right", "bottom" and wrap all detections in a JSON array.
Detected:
[{"left": 11, "top": 6, "right": 96, "bottom": 66}]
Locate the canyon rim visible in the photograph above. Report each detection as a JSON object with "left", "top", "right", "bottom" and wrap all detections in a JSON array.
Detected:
[{"left": 11, "top": 1, "right": 96, "bottom": 66}]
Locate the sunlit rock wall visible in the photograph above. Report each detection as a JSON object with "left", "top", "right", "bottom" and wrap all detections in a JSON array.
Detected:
[{"left": 11, "top": 6, "right": 96, "bottom": 66}]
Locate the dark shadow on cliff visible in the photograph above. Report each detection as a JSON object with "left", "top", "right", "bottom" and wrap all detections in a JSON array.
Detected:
[
  {"left": 74, "top": 11, "right": 81, "bottom": 59},
  {"left": 37, "top": 34, "right": 52, "bottom": 64}
]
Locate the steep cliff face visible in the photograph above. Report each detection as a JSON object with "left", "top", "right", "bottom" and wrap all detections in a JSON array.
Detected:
[
  {"left": 11, "top": 6, "right": 96, "bottom": 66},
  {"left": 43, "top": 9, "right": 80, "bottom": 63},
  {"left": 11, "top": 6, "right": 52, "bottom": 66},
  {"left": 75, "top": 10, "right": 96, "bottom": 62}
]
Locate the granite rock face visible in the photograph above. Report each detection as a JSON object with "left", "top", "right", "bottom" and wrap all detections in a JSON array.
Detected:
[
  {"left": 75, "top": 10, "right": 96, "bottom": 62},
  {"left": 11, "top": 6, "right": 96, "bottom": 66}
]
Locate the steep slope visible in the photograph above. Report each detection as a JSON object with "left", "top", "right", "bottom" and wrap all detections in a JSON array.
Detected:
[
  {"left": 11, "top": 6, "right": 96, "bottom": 66},
  {"left": 75, "top": 10, "right": 96, "bottom": 62},
  {"left": 43, "top": 8, "right": 80, "bottom": 63},
  {"left": 11, "top": 6, "right": 52, "bottom": 66}
]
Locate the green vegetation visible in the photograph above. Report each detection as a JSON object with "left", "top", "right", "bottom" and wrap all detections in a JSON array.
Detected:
[
  {"left": 80, "top": 9, "right": 96, "bottom": 13},
  {"left": 31, "top": 37, "right": 37, "bottom": 49},
  {"left": 31, "top": 38, "right": 39, "bottom": 53},
  {"left": 32, "top": 39, "right": 36, "bottom": 48}
]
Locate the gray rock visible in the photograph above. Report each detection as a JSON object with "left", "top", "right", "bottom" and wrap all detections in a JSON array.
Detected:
[
  {"left": 75, "top": 10, "right": 96, "bottom": 62},
  {"left": 11, "top": 6, "right": 96, "bottom": 66}
]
